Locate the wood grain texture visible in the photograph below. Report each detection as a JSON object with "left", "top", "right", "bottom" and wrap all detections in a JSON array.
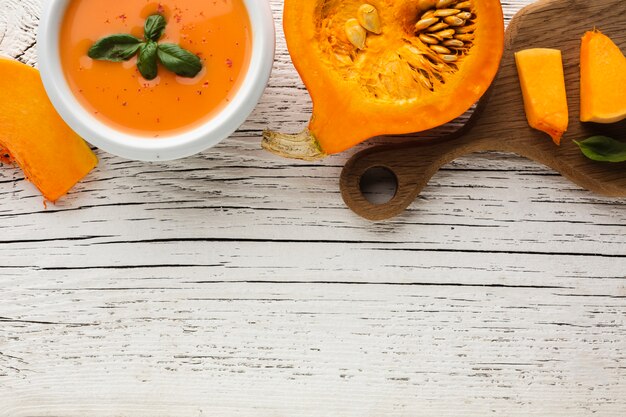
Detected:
[
  {"left": 0, "top": 1, "right": 625, "bottom": 416},
  {"left": 341, "top": 0, "right": 626, "bottom": 221}
]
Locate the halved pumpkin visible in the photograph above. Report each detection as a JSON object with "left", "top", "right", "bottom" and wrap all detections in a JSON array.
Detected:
[
  {"left": 580, "top": 30, "right": 626, "bottom": 124},
  {"left": 263, "top": 0, "right": 505, "bottom": 160}
]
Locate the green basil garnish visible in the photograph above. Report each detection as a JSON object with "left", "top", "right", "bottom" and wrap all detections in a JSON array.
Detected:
[
  {"left": 137, "top": 41, "right": 158, "bottom": 80},
  {"left": 157, "top": 43, "right": 203, "bottom": 78},
  {"left": 574, "top": 136, "right": 626, "bottom": 163},
  {"left": 87, "top": 14, "right": 203, "bottom": 80},
  {"left": 144, "top": 14, "right": 166, "bottom": 42},
  {"left": 88, "top": 34, "right": 143, "bottom": 62}
]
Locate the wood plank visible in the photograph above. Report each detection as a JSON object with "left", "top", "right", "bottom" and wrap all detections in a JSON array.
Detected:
[
  {"left": 1, "top": 152, "right": 624, "bottom": 257},
  {"left": 2, "top": 283, "right": 625, "bottom": 416}
]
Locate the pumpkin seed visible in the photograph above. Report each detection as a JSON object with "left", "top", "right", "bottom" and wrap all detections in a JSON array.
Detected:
[
  {"left": 419, "top": 54, "right": 437, "bottom": 68},
  {"left": 455, "top": 33, "right": 474, "bottom": 41},
  {"left": 418, "top": 0, "right": 437, "bottom": 11},
  {"left": 334, "top": 53, "right": 353, "bottom": 66},
  {"left": 398, "top": 45, "right": 427, "bottom": 70},
  {"left": 411, "top": 0, "right": 473, "bottom": 73},
  {"left": 443, "top": 39, "right": 465, "bottom": 48},
  {"left": 414, "top": 17, "right": 439, "bottom": 31},
  {"left": 419, "top": 33, "right": 439, "bottom": 44},
  {"left": 444, "top": 16, "right": 465, "bottom": 26},
  {"left": 345, "top": 18, "right": 367, "bottom": 49},
  {"left": 357, "top": 4, "right": 382, "bottom": 34},
  {"left": 434, "top": 28, "right": 456, "bottom": 39},
  {"left": 455, "top": 24, "right": 476, "bottom": 34},
  {"left": 434, "top": 8, "right": 460, "bottom": 17},
  {"left": 430, "top": 44, "right": 451, "bottom": 54},
  {"left": 417, "top": 71, "right": 433, "bottom": 89},
  {"left": 421, "top": 10, "right": 436, "bottom": 19},
  {"left": 436, "top": 0, "right": 456, "bottom": 8},
  {"left": 427, "top": 22, "right": 449, "bottom": 32},
  {"left": 398, "top": 50, "right": 436, "bottom": 69},
  {"left": 398, "top": 43, "right": 423, "bottom": 57}
]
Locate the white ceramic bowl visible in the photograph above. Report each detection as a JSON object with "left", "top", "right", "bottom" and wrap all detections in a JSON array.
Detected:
[{"left": 38, "top": 0, "right": 275, "bottom": 161}]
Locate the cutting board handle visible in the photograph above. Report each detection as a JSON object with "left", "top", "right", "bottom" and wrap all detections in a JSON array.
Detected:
[
  {"left": 340, "top": 127, "right": 626, "bottom": 221},
  {"left": 340, "top": 132, "right": 494, "bottom": 221}
]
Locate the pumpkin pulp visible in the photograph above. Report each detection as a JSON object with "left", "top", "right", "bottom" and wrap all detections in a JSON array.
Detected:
[
  {"left": 263, "top": 0, "right": 505, "bottom": 160},
  {"left": 515, "top": 49, "right": 569, "bottom": 145},
  {"left": 0, "top": 58, "right": 98, "bottom": 202},
  {"left": 580, "top": 30, "right": 626, "bottom": 124}
]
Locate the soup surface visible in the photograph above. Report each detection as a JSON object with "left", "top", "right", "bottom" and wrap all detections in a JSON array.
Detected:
[{"left": 60, "top": 0, "right": 252, "bottom": 137}]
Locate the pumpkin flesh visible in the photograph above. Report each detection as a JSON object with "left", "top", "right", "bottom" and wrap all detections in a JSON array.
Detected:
[
  {"left": 264, "top": 0, "right": 505, "bottom": 159},
  {"left": 515, "top": 48, "right": 569, "bottom": 145},
  {"left": 0, "top": 58, "right": 98, "bottom": 202},
  {"left": 580, "top": 30, "right": 626, "bottom": 124}
]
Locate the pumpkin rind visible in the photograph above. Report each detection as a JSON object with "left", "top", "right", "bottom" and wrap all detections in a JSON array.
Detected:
[{"left": 264, "top": 0, "right": 505, "bottom": 159}]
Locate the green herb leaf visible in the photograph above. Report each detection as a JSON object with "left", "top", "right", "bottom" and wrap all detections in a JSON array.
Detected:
[
  {"left": 157, "top": 43, "right": 203, "bottom": 78},
  {"left": 144, "top": 14, "right": 167, "bottom": 42},
  {"left": 137, "top": 41, "right": 159, "bottom": 80},
  {"left": 574, "top": 136, "right": 626, "bottom": 163},
  {"left": 88, "top": 34, "right": 143, "bottom": 62},
  {"left": 87, "top": 13, "right": 203, "bottom": 81}
]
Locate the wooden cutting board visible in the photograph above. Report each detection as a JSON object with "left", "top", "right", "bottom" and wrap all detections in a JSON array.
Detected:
[{"left": 340, "top": 0, "right": 626, "bottom": 221}]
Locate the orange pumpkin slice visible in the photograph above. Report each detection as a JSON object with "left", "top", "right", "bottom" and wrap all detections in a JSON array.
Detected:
[
  {"left": 580, "top": 30, "right": 626, "bottom": 124},
  {"left": 0, "top": 58, "right": 98, "bottom": 202},
  {"left": 515, "top": 48, "right": 568, "bottom": 145},
  {"left": 263, "top": 0, "right": 505, "bottom": 160}
]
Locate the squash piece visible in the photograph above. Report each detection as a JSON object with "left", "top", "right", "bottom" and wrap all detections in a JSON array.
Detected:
[
  {"left": 580, "top": 30, "right": 626, "bottom": 124},
  {"left": 0, "top": 58, "right": 97, "bottom": 202},
  {"left": 263, "top": 0, "right": 505, "bottom": 160},
  {"left": 515, "top": 48, "right": 568, "bottom": 145}
]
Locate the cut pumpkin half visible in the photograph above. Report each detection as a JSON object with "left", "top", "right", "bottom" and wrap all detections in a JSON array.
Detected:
[{"left": 263, "top": 0, "right": 505, "bottom": 160}]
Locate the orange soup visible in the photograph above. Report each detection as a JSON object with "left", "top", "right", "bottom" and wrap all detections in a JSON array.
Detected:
[{"left": 60, "top": 0, "right": 252, "bottom": 137}]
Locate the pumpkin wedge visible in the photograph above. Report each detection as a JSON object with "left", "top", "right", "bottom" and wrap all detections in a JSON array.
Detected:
[
  {"left": 0, "top": 58, "right": 97, "bottom": 202},
  {"left": 580, "top": 30, "right": 626, "bottom": 124},
  {"left": 263, "top": 0, "right": 505, "bottom": 160},
  {"left": 515, "top": 49, "right": 568, "bottom": 145}
]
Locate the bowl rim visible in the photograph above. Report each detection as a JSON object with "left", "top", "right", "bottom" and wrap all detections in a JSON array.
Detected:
[{"left": 38, "top": 0, "right": 275, "bottom": 162}]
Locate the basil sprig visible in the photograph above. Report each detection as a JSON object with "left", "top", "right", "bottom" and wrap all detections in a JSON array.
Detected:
[
  {"left": 574, "top": 136, "right": 626, "bottom": 163},
  {"left": 88, "top": 14, "right": 203, "bottom": 81}
]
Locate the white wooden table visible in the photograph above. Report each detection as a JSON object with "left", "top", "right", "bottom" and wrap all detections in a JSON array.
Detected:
[{"left": 1, "top": 1, "right": 625, "bottom": 416}]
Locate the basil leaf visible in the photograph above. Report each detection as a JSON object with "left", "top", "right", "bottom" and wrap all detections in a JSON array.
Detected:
[
  {"left": 144, "top": 14, "right": 167, "bottom": 42},
  {"left": 574, "top": 136, "right": 626, "bottom": 163},
  {"left": 137, "top": 41, "right": 159, "bottom": 80},
  {"left": 157, "top": 43, "right": 203, "bottom": 78},
  {"left": 88, "top": 34, "right": 143, "bottom": 62}
]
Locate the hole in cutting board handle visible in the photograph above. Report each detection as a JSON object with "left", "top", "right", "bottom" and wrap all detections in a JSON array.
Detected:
[{"left": 359, "top": 166, "right": 398, "bottom": 205}]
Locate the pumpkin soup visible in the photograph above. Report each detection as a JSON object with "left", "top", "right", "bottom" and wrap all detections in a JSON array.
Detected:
[{"left": 60, "top": 0, "right": 252, "bottom": 137}]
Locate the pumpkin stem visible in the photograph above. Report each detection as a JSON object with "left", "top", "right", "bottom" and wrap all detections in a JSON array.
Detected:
[{"left": 262, "top": 129, "right": 326, "bottom": 161}]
